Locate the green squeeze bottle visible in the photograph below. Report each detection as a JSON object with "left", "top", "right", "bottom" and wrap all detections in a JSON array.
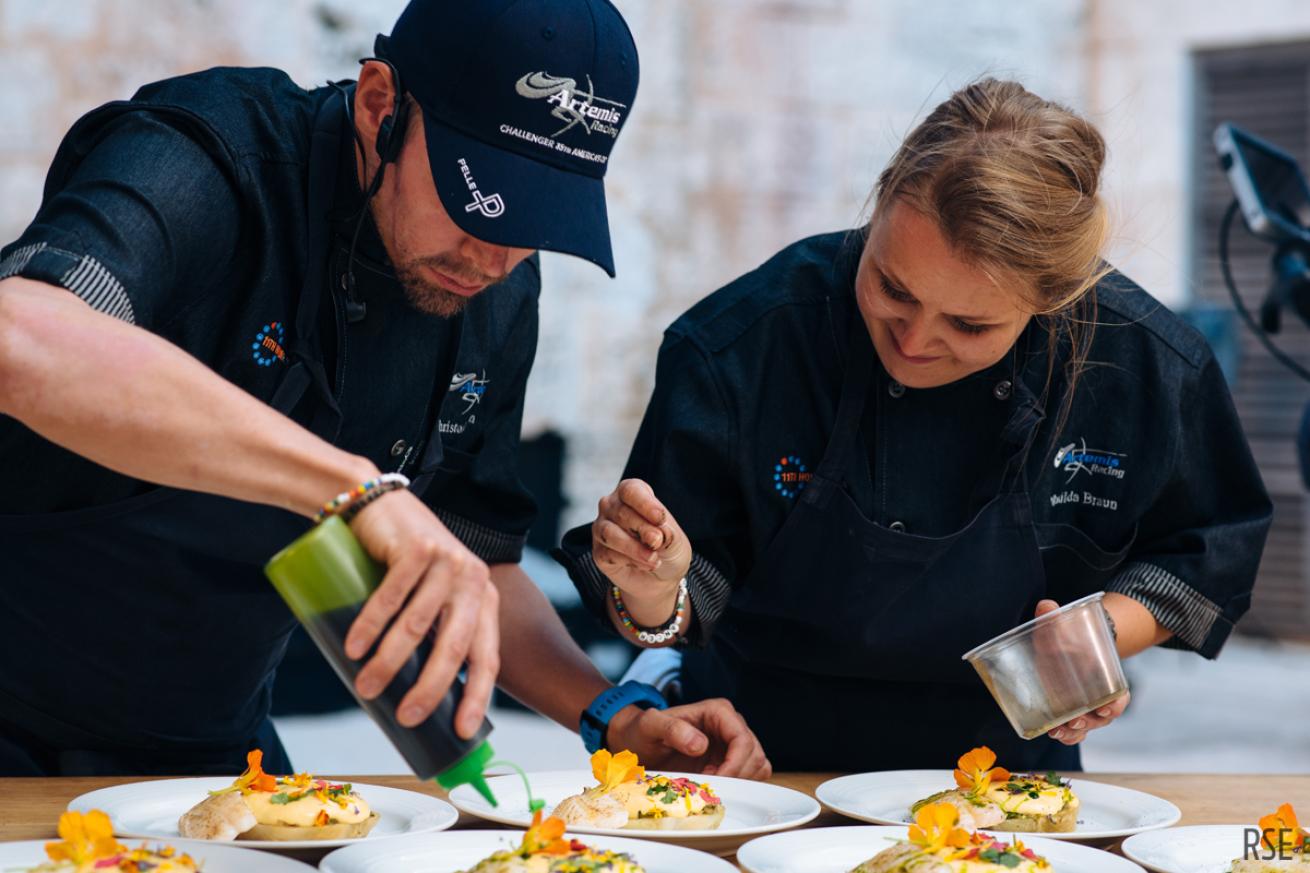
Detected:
[{"left": 265, "top": 516, "right": 497, "bottom": 805}]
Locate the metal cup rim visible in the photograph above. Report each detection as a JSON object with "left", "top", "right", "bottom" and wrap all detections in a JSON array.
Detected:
[{"left": 960, "top": 591, "right": 1108, "bottom": 663}]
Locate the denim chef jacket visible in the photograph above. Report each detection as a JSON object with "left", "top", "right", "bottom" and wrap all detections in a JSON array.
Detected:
[
  {"left": 0, "top": 67, "right": 540, "bottom": 774},
  {"left": 557, "top": 229, "right": 1273, "bottom": 771}
]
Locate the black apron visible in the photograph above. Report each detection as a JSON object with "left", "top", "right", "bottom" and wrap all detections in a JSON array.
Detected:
[
  {"left": 0, "top": 95, "right": 453, "bottom": 776},
  {"left": 683, "top": 323, "right": 1079, "bottom": 773}
]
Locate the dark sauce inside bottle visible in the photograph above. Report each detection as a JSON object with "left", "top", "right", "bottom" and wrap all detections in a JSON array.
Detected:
[{"left": 303, "top": 603, "right": 492, "bottom": 780}]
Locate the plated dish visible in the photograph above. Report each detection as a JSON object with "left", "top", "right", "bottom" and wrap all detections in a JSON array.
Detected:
[
  {"left": 816, "top": 765, "right": 1179, "bottom": 841},
  {"left": 850, "top": 801, "right": 1053, "bottom": 871},
  {"left": 178, "top": 749, "right": 377, "bottom": 841},
  {"left": 552, "top": 750, "right": 724, "bottom": 831},
  {"left": 1122, "top": 802, "right": 1310, "bottom": 873},
  {"left": 910, "top": 747, "right": 1078, "bottom": 833},
  {"left": 1, "top": 810, "right": 313, "bottom": 872},
  {"left": 68, "top": 775, "right": 457, "bottom": 850}
]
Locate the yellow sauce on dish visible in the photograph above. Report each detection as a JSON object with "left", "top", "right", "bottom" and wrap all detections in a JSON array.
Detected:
[
  {"left": 980, "top": 777, "right": 1076, "bottom": 817},
  {"left": 243, "top": 779, "right": 371, "bottom": 827},
  {"left": 608, "top": 775, "right": 720, "bottom": 821}
]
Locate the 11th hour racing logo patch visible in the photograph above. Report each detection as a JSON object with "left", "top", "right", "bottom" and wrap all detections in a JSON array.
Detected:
[
  {"left": 251, "top": 321, "right": 286, "bottom": 367},
  {"left": 773, "top": 455, "right": 813, "bottom": 500}
]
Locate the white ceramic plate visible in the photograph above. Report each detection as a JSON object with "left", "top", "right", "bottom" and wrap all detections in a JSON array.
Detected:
[
  {"left": 446, "top": 770, "right": 821, "bottom": 856},
  {"left": 815, "top": 771, "right": 1181, "bottom": 841},
  {"left": 67, "top": 778, "right": 458, "bottom": 850},
  {"left": 1122, "top": 824, "right": 1279, "bottom": 873},
  {"left": 318, "top": 829, "right": 739, "bottom": 872},
  {"left": 737, "top": 825, "right": 1147, "bottom": 873},
  {"left": 0, "top": 839, "right": 316, "bottom": 872}
]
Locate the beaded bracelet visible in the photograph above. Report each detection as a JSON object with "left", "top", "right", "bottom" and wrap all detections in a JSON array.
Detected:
[
  {"left": 611, "top": 578, "right": 689, "bottom": 645},
  {"left": 315, "top": 473, "right": 410, "bottom": 523}
]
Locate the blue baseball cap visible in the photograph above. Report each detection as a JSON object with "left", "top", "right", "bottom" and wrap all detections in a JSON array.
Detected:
[{"left": 380, "top": 0, "right": 639, "bottom": 277}]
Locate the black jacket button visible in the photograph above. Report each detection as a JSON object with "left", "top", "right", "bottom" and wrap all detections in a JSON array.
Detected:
[
  {"left": 994, "top": 380, "right": 1013, "bottom": 400},
  {"left": 888, "top": 381, "right": 906, "bottom": 398}
]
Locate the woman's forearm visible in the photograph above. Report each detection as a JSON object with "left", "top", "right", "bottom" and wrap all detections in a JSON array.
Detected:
[
  {"left": 0, "top": 277, "right": 377, "bottom": 516},
  {"left": 1103, "top": 591, "right": 1173, "bottom": 658}
]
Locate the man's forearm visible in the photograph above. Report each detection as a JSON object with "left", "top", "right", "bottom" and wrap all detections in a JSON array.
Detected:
[
  {"left": 0, "top": 277, "right": 376, "bottom": 515},
  {"left": 490, "top": 563, "right": 611, "bottom": 730}
]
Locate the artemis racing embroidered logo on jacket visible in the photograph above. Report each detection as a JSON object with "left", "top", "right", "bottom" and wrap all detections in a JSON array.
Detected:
[{"left": 1053, "top": 438, "right": 1127, "bottom": 484}]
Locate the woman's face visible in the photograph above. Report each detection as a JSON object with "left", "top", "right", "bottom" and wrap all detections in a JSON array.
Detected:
[{"left": 855, "top": 199, "right": 1035, "bottom": 389}]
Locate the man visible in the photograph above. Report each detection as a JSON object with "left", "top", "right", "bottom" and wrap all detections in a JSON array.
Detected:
[{"left": 0, "top": 0, "right": 769, "bottom": 780}]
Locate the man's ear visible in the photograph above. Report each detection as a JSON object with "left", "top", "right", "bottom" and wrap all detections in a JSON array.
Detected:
[{"left": 354, "top": 61, "right": 399, "bottom": 156}]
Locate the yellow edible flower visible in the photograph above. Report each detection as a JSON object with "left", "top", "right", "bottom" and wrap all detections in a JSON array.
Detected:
[
  {"left": 44, "top": 810, "right": 124, "bottom": 869},
  {"left": 907, "top": 802, "right": 972, "bottom": 856},
  {"left": 589, "top": 749, "right": 644, "bottom": 791}
]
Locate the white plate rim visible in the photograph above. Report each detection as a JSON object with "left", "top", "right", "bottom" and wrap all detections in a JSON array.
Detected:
[
  {"left": 318, "top": 828, "right": 741, "bottom": 873},
  {"left": 447, "top": 769, "right": 822, "bottom": 840},
  {"left": 814, "top": 770, "right": 1182, "bottom": 840},
  {"left": 736, "top": 824, "right": 1148, "bottom": 873},
  {"left": 1121, "top": 824, "right": 1268, "bottom": 873},
  {"left": 0, "top": 838, "right": 317, "bottom": 870},
  {"left": 66, "top": 777, "right": 459, "bottom": 849}
]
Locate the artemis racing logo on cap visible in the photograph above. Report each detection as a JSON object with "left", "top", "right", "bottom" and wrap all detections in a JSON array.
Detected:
[
  {"left": 458, "top": 159, "right": 505, "bottom": 218},
  {"left": 514, "top": 71, "right": 625, "bottom": 138}
]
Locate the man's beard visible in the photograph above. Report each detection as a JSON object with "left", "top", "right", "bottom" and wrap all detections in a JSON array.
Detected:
[{"left": 393, "top": 257, "right": 474, "bottom": 318}]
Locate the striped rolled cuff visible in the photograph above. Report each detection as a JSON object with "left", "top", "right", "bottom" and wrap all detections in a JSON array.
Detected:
[
  {"left": 0, "top": 242, "right": 136, "bottom": 324},
  {"left": 1105, "top": 561, "right": 1229, "bottom": 657},
  {"left": 434, "top": 508, "right": 526, "bottom": 565},
  {"left": 0, "top": 242, "right": 45, "bottom": 279},
  {"left": 684, "top": 552, "right": 732, "bottom": 645}
]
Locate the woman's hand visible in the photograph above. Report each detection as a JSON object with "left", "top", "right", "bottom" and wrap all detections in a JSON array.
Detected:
[
  {"left": 1034, "top": 599, "right": 1131, "bottom": 745},
  {"left": 592, "top": 479, "right": 692, "bottom": 625},
  {"left": 605, "top": 697, "right": 773, "bottom": 780},
  {"left": 343, "top": 489, "right": 500, "bottom": 740}
]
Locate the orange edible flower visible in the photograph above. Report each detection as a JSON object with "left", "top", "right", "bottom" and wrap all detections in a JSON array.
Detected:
[
  {"left": 520, "top": 810, "right": 573, "bottom": 856},
  {"left": 1260, "top": 803, "right": 1309, "bottom": 854},
  {"left": 953, "top": 746, "right": 1011, "bottom": 796},
  {"left": 589, "top": 749, "right": 645, "bottom": 791},
  {"left": 234, "top": 749, "right": 278, "bottom": 793},
  {"left": 907, "top": 802, "right": 972, "bottom": 856},
  {"left": 314, "top": 810, "right": 330, "bottom": 827},
  {"left": 44, "top": 810, "right": 124, "bottom": 868}
]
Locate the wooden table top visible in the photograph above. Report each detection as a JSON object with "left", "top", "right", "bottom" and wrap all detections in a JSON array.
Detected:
[{"left": 3, "top": 772, "right": 1303, "bottom": 869}]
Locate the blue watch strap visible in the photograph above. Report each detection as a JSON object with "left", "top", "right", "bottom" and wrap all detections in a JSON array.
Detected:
[{"left": 579, "top": 681, "right": 668, "bottom": 754}]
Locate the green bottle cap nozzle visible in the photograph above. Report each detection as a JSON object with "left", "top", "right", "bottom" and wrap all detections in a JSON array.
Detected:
[{"left": 436, "top": 740, "right": 498, "bottom": 807}]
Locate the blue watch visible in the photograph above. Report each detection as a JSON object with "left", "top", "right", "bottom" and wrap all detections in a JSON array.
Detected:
[{"left": 580, "top": 681, "right": 668, "bottom": 754}]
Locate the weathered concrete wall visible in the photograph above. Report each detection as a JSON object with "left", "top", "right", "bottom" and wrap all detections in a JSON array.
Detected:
[{"left": 14, "top": 1, "right": 1290, "bottom": 534}]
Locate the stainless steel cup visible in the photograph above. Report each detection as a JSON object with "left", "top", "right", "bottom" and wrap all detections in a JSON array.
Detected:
[{"left": 962, "top": 592, "right": 1129, "bottom": 740}]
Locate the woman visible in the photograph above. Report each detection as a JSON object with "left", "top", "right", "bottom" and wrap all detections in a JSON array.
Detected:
[{"left": 554, "top": 78, "right": 1272, "bottom": 773}]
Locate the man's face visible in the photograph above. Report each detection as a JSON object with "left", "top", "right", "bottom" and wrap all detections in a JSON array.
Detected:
[{"left": 368, "top": 105, "right": 534, "bottom": 317}]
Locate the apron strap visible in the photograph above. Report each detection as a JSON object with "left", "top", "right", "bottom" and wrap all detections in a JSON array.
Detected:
[{"left": 814, "top": 317, "right": 876, "bottom": 482}]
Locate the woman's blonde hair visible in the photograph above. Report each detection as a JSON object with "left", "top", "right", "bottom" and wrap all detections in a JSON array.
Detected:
[{"left": 873, "top": 77, "right": 1111, "bottom": 436}]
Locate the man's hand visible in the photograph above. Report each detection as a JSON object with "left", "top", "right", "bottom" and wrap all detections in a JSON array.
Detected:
[
  {"left": 1034, "top": 599, "right": 1131, "bottom": 745},
  {"left": 343, "top": 489, "right": 499, "bottom": 740},
  {"left": 604, "top": 698, "right": 772, "bottom": 780}
]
